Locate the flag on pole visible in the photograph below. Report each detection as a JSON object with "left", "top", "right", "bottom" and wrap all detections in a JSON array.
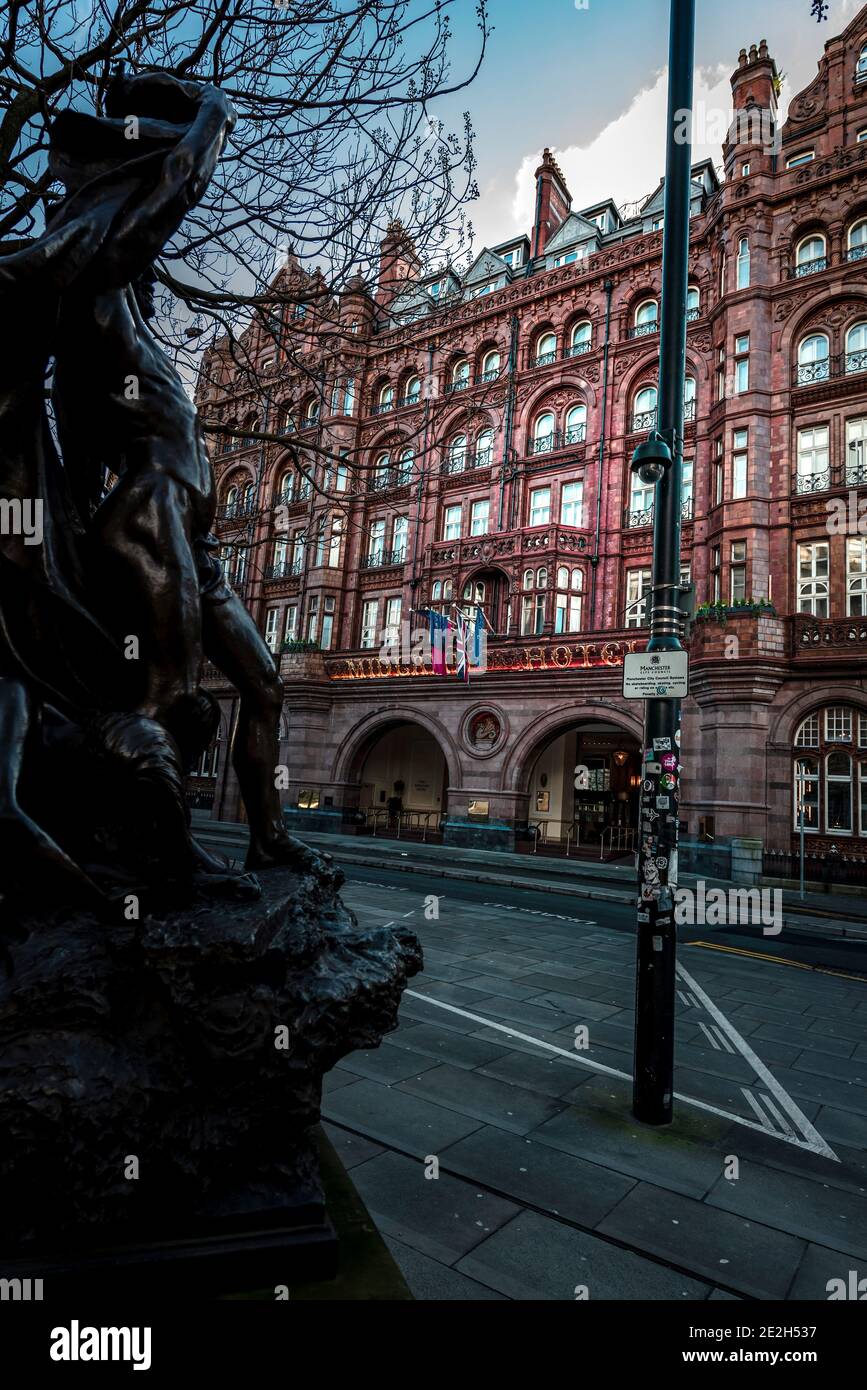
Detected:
[
  {"left": 428, "top": 609, "right": 449, "bottom": 675},
  {"left": 455, "top": 610, "right": 470, "bottom": 683},
  {"left": 471, "top": 607, "right": 485, "bottom": 667}
]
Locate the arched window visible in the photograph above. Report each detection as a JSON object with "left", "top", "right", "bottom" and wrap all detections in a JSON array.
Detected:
[
  {"left": 846, "top": 322, "right": 867, "bottom": 375},
  {"left": 451, "top": 358, "right": 470, "bottom": 390},
  {"left": 402, "top": 374, "right": 420, "bottom": 405},
  {"left": 398, "top": 447, "right": 414, "bottom": 483},
  {"left": 848, "top": 219, "right": 867, "bottom": 263},
  {"left": 632, "top": 300, "right": 658, "bottom": 337},
  {"left": 277, "top": 471, "right": 293, "bottom": 504},
  {"left": 534, "top": 332, "right": 557, "bottom": 366},
  {"left": 475, "top": 429, "right": 493, "bottom": 466},
  {"left": 858, "top": 42, "right": 867, "bottom": 79},
  {"left": 242, "top": 482, "right": 255, "bottom": 513},
  {"left": 533, "top": 411, "right": 556, "bottom": 454},
  {"left": 377, "top": 382, "right": 394, "bottom": 414},
  {"left": 565, "top": 403, "right": 587, "bottom": 444},
  {"left": 480, "top": 349, "right": 500, "bottom": 381},
  {"left": 443, "top": 579, "right": 453, "bottom": 601},
  {"left": 736, "top": 237, "right": 750, "bottom": 289},
  {"left": 536, "top": 567, "right": 548, "bottom": 588},
  {"left": 797, "top": 333, "right": 830, "bottom": 385},
  {"left": 792, "top": 706, "right": 867, "bottom": 837},
  {"left": 684, "top": 375, "right": 696, "bottom": 422},
  {"left": 686, "top": 286, "right": 700, "bottom": 319},
  {"left": 447, "top": 434, "right": 467, "bottom": 474},
  {"left": 795, "top": 234, "right": 826, "bottom": 277},
  {"left": 633, "top": 385, "right": 658, "bottom": 431},
  {"left": 305, "top": 397, "right": 320, "bottom": 423},
  {"left": 374, "top": 451, "right": 390, "bottom": 488},
  {"left": 569, "top": 321, "right": 592, "bottom": 356},
  {"left": 224, "top": 484, "right": 239, "bottom": 517},
  {"left": 555, "top": 566, "right": 583, "bottom": 633},
  {"left": 522, "top": 568, "right": 534, "bottom": 590}
]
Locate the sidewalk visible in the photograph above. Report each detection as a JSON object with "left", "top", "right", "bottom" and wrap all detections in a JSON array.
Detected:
[
  {"left": 192, "top": 813, "right": 867, "bottom": 938},
  {"left": 324, "top": 874, "right": 867, "bottom": 1301}
]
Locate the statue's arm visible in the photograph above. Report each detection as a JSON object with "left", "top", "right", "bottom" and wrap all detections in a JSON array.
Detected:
[{"left": 99, "top": 83, "right": 237, "bottom": 286}]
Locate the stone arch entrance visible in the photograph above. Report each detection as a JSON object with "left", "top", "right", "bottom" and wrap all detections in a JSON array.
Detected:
[
  {"left": 337, "top": 713, "right": 456, "bottom": 837},
  {"left": 511, "top": 712, "right": 644, "bottom": 853}
]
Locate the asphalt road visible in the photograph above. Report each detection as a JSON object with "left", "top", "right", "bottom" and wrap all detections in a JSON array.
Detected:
[{"left": 337, "top": 858, "right": 867, "bottom": 981}]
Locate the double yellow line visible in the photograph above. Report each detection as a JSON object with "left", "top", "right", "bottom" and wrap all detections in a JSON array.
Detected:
[{"left": 685, "top": 938, "right": 867, "bottom": 985}]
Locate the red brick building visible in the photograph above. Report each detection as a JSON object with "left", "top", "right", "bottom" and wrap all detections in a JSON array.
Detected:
[{"left": 194, "top": 11, "right": 867, "bottom": 881}]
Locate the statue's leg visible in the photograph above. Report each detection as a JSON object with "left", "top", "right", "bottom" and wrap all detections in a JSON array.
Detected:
[
  {"left": 201, "top": 590, "right": 332, "bottom": 876},
  {"left": 92, "top": 470, "right": 204, "bottom": 734},
  {"left": 0, "top": 679, "right": 104, "bottom": 909}
]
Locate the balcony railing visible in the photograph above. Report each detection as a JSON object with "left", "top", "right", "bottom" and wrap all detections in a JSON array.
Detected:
[
  {"left": 371, "top": 400, "right": 393, "bottom": 416},
  {"left": 628, "top": 321, "right": 659, "bottom": 339},
  {"left": 398, "top": 391, "right": 421, "bottom": 408},
  {"left": 441, "top": 448, "right": 493, "bottom": 474},
  {"left": 565, "top": 340, "right": 592, "bottom": 358},
  {"left": 792, "top": 458, "right": 867, "bottom": 495},
  {"left": 265, "top": 559, "right": 303, "bottom": 580},
  {"left": 368, "top": 469, "right": 413, "bottom": 493},
  {"left": 529, "top": 424, "right": 587, "bottom": 456},
  {"left": 475, "top": 368, "right": 501, "bottom": 384},
  {"left": 221, "top": 435, "right": 257, "bottom": 454},
  {"left": 631, "top": 408, "right": 658, "bottom": 432},
  {"left": 792, "top": 350, "right": 867, "bottom": 386},
  {"left": 686, "top": 307, "right": 700, "bottom": 322},
  {"left": 217, "top": 501, "right": 256, "bottom": 521},
  {"left": 445, "top": 377, "right": 469, "bottom": 394},
  {"left": 532, "top": 350, "right": 557, "bottom": 368},
  {"left": 624, "top": 497, "right": 694, "bottom": 528},
  {"left": 848, "top": 245, "right": 867, "bottom": 264},
  {"left": 789, "top": 256, "right": 827, "bottom": 279},
  {"left": 361, "top": 547, "right": 406, "bottom": 570}
]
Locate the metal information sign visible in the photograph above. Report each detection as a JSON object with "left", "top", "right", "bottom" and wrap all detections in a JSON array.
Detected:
[{"left": 622, "top": 650, "right": 689, "bottom": 700}]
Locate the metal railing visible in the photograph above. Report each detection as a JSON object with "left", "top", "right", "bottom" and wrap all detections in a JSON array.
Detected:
[
  {"left": 371, "top": 400, "right": 393, "bottom": 416},
  {"left": 565, "top": 340, "right": 592, "bottom": 358},
  {"left": 475, "top": 368, "right": 501, "bottom": 384},
  {"left": 217, "top": 501, "right": 257, "bottom": 521},
  {"left": 789, "top": 256, "right": 827, "bottom": 279},
  {"left": 445, "top": 377, "right": 469, "bottom": 394},
  {"left": 366, "top": 807, "right": 440, "bottom": 840},
  {"left": 265, "top": 558, "right": 303, "bottom": 580},
  {"left": 361, "top": 547, "right": 406, "bottom": 569},
  {"left": 628, "top": 321, "right": 658, "bottom": 339},
  {"left": 625, "top": 496, "right": 693, "bottom": 528},
  {"left": 528, "top": 820, "right": 580, "bottom": 855},
  {"left": 793, "top": 350, "right": 867, "bottom": 386},
  {"left": 528, "top": 424, "right": 587, "bottom": 456},
  {"left": 848, "top": 245, "right": 867, "bottom": 264},
  {"left": 631, "top": 408, "right": 658, "bottom": 432},
  {"left": 600, "top": 825, "right": 637, "bottom": 860},
  {"left": 792, "top": 458, "right": 867, "bottom": 494},
  {"left": 532, "top": 350, "right": 557, "bottom": 368},
  {"left": 398, "top": 392, "right": 421, "bottom": 408}
]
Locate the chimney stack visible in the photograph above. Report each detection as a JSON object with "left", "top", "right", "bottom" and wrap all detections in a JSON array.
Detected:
[{"left": 531, "top": 148, "right": 572, "bottom": 260}]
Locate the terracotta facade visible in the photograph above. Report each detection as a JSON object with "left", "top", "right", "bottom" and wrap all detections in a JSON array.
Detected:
[{"left": 193, "top": 12, "right": 867, "bottom": 873}]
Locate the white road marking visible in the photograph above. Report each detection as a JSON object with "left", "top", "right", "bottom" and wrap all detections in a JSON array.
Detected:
[
  {"left": 403, "top": 988, "right": 840, "bottom": 1160},
  {"left": 676, "top": 962, "right": 839, "bottom": 1161},
  {"left": 712, "top": 1024, "right": 735, "bottom": 1054},
  {"left": 742, "top": 1088, "right": 777, "bottom": 1133},
  {"left": 698, "top": 1021, "right": 722, "bottom": 1051},
  {"left": 482, "top": 902, "right": 597, "bottom": 926}
]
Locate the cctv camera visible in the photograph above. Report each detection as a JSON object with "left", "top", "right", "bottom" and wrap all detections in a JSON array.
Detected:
[{"left": 631, "top": 431, "right": 673, "bottom": 488}]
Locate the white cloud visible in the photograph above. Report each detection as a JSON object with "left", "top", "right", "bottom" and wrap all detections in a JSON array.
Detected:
[{"left": 499, "top": 63, "right": 737, "bottom": 241}]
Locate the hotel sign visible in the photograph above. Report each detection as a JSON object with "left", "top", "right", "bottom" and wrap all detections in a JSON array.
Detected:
[{"left": 328, "top": 638, "right": 642, "bottom": 680}]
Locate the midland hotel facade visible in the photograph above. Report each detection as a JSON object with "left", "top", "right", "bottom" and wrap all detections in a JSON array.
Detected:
[{"left": 194, "top": 10, "right": 867, "bottom": 878}]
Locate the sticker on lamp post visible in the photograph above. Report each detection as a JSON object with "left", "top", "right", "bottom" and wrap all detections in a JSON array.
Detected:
[{"left": 622, "top": 650, "right": 689, "bottom": 700}]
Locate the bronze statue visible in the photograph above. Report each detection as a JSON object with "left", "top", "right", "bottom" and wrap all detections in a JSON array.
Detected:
[{"left": 0, "top": 69, "right": 325, "bottom": 919}]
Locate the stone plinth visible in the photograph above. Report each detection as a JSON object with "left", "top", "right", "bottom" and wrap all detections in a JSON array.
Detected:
[{"left": 0, "top": 867, "right": 421, "bottom": 1291}]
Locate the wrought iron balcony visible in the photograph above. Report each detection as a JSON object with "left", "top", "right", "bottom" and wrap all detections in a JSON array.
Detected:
[
  {"left": 217, "top": 501, "right": 256, "bottom": 521},
  {"left": 362, "top": 547, "right": 407, "bottom": 570},
  {"left": 684, "top": 398, "right": 696, "bottom": 422},
  {"left": 445, "top": 376, "right": 469, "bottom": 394},
  {"left": 628, "top": 321, "right": 658, "bottom": 339},
  {"left": 221, "top": 435, "right": 257, "bottom": 454},
  {"left": 528, "top": 424, "right": 586, "bottom": 457},
  {"left": 624, "top": 496, "right": 693, "bottom": 529},
  {"left": 792, "top": 458, "right": 867, "bottom": 495},
  {"left": 792, "top": 350, "right": 867, "bottom": 386},
  {"left": 475, "top": 368, "right": 501, "bottom": 384},
  {"left": 265, "top": 559, "right": 303, "bottom": 580},
  {"left": 789, "top": 256, "right": 827, "bottom": 279},
  {"left": 398, "top": 391, "right": 421, "bottom": 407},
  {"left": 564, "top": 340, "right": 592, "bottom": 358},
  {"left": 631, "top": 408, "right": 658, "bottom": 432},
  {"left": 368, "top": 468, "right": 412, "bottom": 493},
  {"left": 532, "top": 350, "right": 557, "bottom": 368},
  {"left": 371, "top": 399, "right": 393, "bottom": 416},
  {"left": 686, "top": 307, "right": 700, "bottom": 322},
  {"left": 848, "top": 245, "right": 867, "bottom": 264}
]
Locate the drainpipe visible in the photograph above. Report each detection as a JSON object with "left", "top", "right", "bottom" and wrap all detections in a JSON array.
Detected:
[
  {"left": 497, "top": 314, "right": 519, "bottom": 532},
  {"left": 590, "top": 278, "right": 614, "bottom": 628},
  {"left": 410, "top": 342, "right": 435, "bottom": 592}
]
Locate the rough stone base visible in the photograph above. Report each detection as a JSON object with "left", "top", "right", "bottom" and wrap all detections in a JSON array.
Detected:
[{"left": 0, "top": 866, "right": 422, "bottom": 1281}]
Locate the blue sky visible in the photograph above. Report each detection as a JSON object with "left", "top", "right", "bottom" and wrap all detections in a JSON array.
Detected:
[{"left": 434, "top": 0, "right": 865, "bottom": 251}]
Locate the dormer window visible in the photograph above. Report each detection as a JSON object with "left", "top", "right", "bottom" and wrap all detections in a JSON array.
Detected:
[{"left": 552, "top": 250, "right": 579, "bottom": 267}]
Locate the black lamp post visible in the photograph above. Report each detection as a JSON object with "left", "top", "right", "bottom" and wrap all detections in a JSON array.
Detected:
[{"left": 631, "top": 0, "right": 696, "bottom": 1126}]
